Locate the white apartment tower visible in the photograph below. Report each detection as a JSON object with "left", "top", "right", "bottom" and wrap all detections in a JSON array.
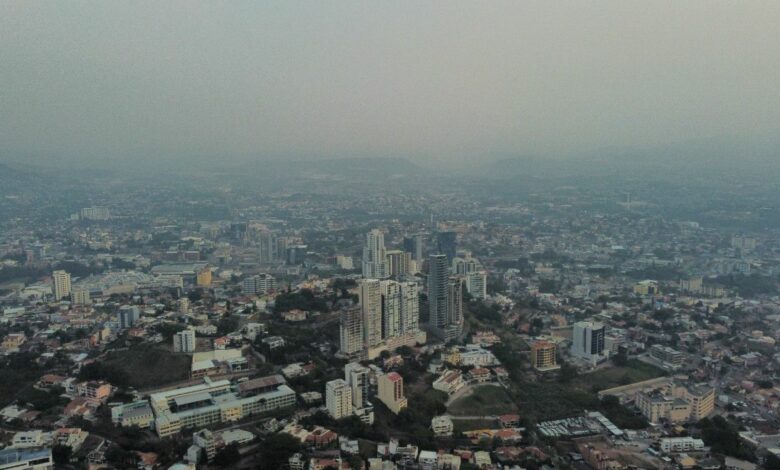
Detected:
[
  {"left": 52, "top": 270, "right": 72, "bottom": 301},
  {"left": 325, "top": 379, "right": 353, "bottom": 420},
  {"left": 173, "top": 328, "right": 196, "bottom": 353},
  {"left": 362, "top": 229, "right": 388, "bottom": 279}
]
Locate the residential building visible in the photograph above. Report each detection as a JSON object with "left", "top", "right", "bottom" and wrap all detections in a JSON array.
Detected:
[
  {"left": 117, "top": 305, "right": 140, "bottom": 329},
  {"left": 52, "top": 270, "right": 71, "bottom": 301},
  {"left": 431, "top": 416, "right": 454, "bottom": 437},
  {"left": 111, "top": 400, "right": 155, "bottom": 428},
  {"left": 377, "top": 372, "right": 407, "bottom": 415},
  {"left": 242, "top": 273, "right": 276, "bottom": 295},
  {"left": 362, "top": 229, "right": 388, "bottom": 279},
  {"left": 660, "top": 437, "right": 705, "bottom": 453},
  {"left": 325, "top": 379, "right": 353, "bottom": 420},
  {"left": 339, "top": 306, "right": 363, "bottom": 356},
  {"left": 174, "top": 328, "right": 196, "bottom": 353},
  {"left": 465, "top": 271, "right": 487, "bottom": 300}
]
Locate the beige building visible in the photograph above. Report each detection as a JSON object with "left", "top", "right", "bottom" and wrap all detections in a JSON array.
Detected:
[
  {"left": 635, "top": 383, "right": 714, "bottom": 424},
  {"left": 325, "top": 379, "right": 353, "bottom": 420},
  {"left": 530, "top": 341, "right": 559, "bottom": 371},
  {"left": 377, "top": 372, "right": 407, "bottom": 415},
  {"left": 53, "top": 270, "right": 72, "bottom": 300}
]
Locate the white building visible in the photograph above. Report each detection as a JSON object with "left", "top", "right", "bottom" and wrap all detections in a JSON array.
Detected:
[
  {"left": 431, "top": 416, "right": 454, "bottom": 436},
  {"left": 52, "top": 270, "right": 72, "bottom": 301},
  {"left": 362, "top": 229, "right": 388, "bottom": 279},
  {"left": 466, "top": 271, "right": 487, "bottom": 300},
  {"left": 571, "top": 321, "right": 606, "bottom": 364},
  {"left": 174, "top": 328, "right": 196, "bottom": 353},
  {"left": 660, "top": 437, "right": 705, "bottom": 453},
  {"left": 325, "top": 379, "right": 353, "bottom": 420}
]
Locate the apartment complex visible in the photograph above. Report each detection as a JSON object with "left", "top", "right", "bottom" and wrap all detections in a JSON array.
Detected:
[
  {"left": 325, "top": 379, "right": 353, "bottom": 420},
  {"left": 174, "top": 328, "right": 196, "bottom": 353},
  {"left": 636, "top": 383, "right": 715, "bottom": 424}
]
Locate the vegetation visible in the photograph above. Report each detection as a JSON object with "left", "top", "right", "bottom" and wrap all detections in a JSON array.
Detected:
[
  {"left": 448, "top": 385, "right": 517, "bottom": 416},
  {"left": 86, "top": 343, "right": 191, "bottom": 389},
  {"left": 698, "top": 416, "right": 755, "bottom": 461},
  {"left": 273, "top": 289, "right": 329, "bottom": 313},
  {"left": 254, "top": 433, "right": 301, "bottom": 470}
]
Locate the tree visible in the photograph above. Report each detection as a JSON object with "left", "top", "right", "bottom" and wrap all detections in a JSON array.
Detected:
[
  {"left": 52, "top": 445, "right": 72, "bottom": 465},
  {"left": 213, "top": 443, "right": 241, "bottom": 468},
  {"left": 256, "top": 433, "right": 301, "bottom": 470}
]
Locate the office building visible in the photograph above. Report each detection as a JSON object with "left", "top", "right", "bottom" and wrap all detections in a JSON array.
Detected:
[
  {"left": 377, "top": 372, "right": 407, "bottom": 415},
  {"left": 325, "top": 379, "right": 353, "bottom": 420},
  {"left": 339, "top": 306, "right": 363, "bottom": 356},
  {"left": 403, "top": 234, "right": 424, "bottom": 261},
  {"left": 174, "top": 328, "right": 197, "bottom": 353},
  {"left": 530, "top": 341, "right": 559, "bottom": 371},
  {"left": 571, "top": 321, "right": 605, "bottom": 364},
  {"left": 117, "top": 305, "right": 140, "bottom": 329},
  {"left": 362, "top": 229, "right": 388, "bottom": 279},
  {"left": 436, "top": 231, "right": 457, "bottom": 260},
  {"left": 52, "top": 270, "right": 72, "bottom": 301}
]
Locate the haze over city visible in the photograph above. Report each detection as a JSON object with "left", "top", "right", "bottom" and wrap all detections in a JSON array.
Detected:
[
  {"left": 2, "top": 1, "right": 780, "bottom": 168},
  {"left": 3, "top": 3, "right": 780, "bottom": 470}
]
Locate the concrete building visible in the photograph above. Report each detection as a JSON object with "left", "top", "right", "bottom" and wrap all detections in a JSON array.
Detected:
[
  {"left": 660, "top": 437, "right": 705, "bottom": 453},
  {"left": 174, "top": 328, "right": 196, "bottom": 353},
  {"left": 377, "top": 372, "right": 407, "bottom": 415},
  {"left": 242, "top": 273, "right": 276, "bottom": 295},
  {"left": 111, "top": 400, "right": 155, "bottom": 428},
  {"left": 339, "top": 306, "right": 363, "bottom": 356},
  {"left": 431, "top": 416, "right": 454, "bottom": 437},
  {"left": 52, "top": 270, "right": 71, "bottom": 301},
  {"left": 117, "top": 305, "right": 140, "bottom": 329},
  {"left": 571, "top": 321, "right": 606, "bottom": 364},
  {"left": 465, "top": 271, "right": 487, "bottom": 300},
  {"left": 360, "top": 279, "right": 383, "bottom": 348},
  {"left": 362, "top": 229, "right": 388, "bottom": 279},
  {"left": 531, "top": 341, "right": 559, "bottom": 371},
  {"left": 325, "top": 379, "right": 353, "bottom": 420},
  {"left": 0, "top": 448, "right": 53, "bottom": 470},
  {"left": 151, "top": 377, "right": 295, "bottom": 437}
]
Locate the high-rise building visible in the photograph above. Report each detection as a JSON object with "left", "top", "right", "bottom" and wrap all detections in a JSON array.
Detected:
[
  {"left": 428, "top": 254, "right": 450, "bottom": 336},
  {"left": 377, "top": 372, "right": 407, "bottom": 415},
  {"left": 403, "top": 234, "right": 424, "bottom": 261},
  {"left": 339, "top": 306, "right": 363, "bottom": 356},
  {"left": 344, "top": 363, "right": 371, "bottom": 409},
  {"left": 385, "top": 250, "right": 410, "bottom": 279},
  {"left": 174, "top": 328, "right": 196, "bottom": 353},
  {"left": 325, "top": 379, "right": 353, "bottom": 420},
  {"left": 359, "top": 279, "right": 383, "bottom": 348},
  {"left": 362, "top": 229, "right": 388, "bottom": 279},
  {"left": 380, "top": 280, "right": 402, "bottom": 340},
  {"left": 447, "top": 277, "right": 464, "bottom": 333},
  {"left": 436, "top": 231, "right": 457, "bottom": 260},
  {"left": 530, "top": 341, "right": 559, "bottom": 371},
  {"left": 466, "top": 271, "right": 487, "bottom": 300},
  {"left": 398, "top": 281, "right": 420, "bottom": 335},
  {"left": 571, "top": 321, "right": 606, "bottom": 363},
  {"left": 258, "top": 232, "right": 278, "bottom": 263},
  {"left": 118, "top": 305, "right": 140, "bottom": 329},
  {"left": 52, "top": 270, "right": 72, "bottom": 301}
]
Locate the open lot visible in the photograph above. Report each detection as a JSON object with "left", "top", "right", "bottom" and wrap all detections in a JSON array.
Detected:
[{"left": 448, "top": 384, "right": 517, "bottom": 416}]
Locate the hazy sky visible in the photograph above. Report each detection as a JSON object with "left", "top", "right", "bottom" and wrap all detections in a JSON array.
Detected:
[{"left": 2, "top": 1, "right": 779, "bottom": 166}]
